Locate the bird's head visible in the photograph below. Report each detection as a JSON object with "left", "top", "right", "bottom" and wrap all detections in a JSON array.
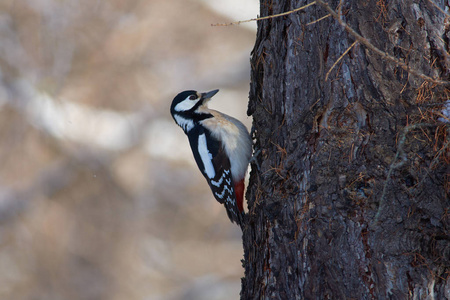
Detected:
[
  {"left": 170, "top": 89, "right": 219, "bottom": 132},
  {"left": 170, "top": 89, "right": 219, "bottom": 116}
]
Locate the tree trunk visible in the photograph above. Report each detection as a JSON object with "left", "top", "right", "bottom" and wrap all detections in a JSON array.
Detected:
[{"left": 242, "top": 0, "right": 449, "bottom": 299}]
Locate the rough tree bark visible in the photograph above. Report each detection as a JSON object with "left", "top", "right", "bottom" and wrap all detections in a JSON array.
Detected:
[{"left": 242, "top": 0, "right": 449, "bottom": 299}]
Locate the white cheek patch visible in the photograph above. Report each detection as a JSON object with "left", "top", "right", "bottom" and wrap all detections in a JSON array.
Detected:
[
  {"left": 173, "top": 115, "right": 194, "bottom": 132},
  {"left": 198, "top": 133, "right": 215, "bottom": 179},
  {"left": 174, "top": 96, "right": 199, "bottom": 112}
]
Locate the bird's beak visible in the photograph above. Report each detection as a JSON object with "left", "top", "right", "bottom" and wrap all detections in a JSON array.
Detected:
[{"left": 201, "top": 89, "right": 219, "bottom": 102}]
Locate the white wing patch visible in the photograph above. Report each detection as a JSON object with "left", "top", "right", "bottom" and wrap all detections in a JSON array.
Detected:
[
  {"left": 173, "top": 115, "right": 194, "bottom": 132},
  {"left": 200, "top": 111, "right": 252, "bottom": 182},
  {"left": 210, "top": 169, "right": 230, "bottom": 187},
  {"left": 198, "top": 133, "right": 215, "bottom": 179},
  {"left": 225, "top": 196, "right": 237, "bottom": 216},
  {"left": 214, "top": 180, "right": 233, "bottom": 199}
]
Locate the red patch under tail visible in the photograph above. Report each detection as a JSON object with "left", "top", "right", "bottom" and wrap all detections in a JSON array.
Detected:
[{"left": 234, "top": 179, "right": 245, "bottom": 213}]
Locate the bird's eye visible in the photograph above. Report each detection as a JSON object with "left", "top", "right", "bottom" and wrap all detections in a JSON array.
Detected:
[{"left": 189, "top": 95, "right": 197, "bottom": 100}]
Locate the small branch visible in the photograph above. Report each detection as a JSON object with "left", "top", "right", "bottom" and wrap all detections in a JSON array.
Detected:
[
  {"left": 430, "top": 126, "right": 450, "bottom": 168},
  {"left": 211, "top": 1, "right": 316, "bottom": 26},
  {"left": 306, "top": 14, "right": 331, "bottom": 26},
  {"left": 427, "top": 0, "right": 450, "bottom": 17},
  {"left": 373, "top": 123, "right": 436, "bottom": 224},
  {"left": 315, "top": 0, "right": 450, "bottom": 86},
  {"left": 325, "top": 40, "right": 358, "bottom": 81}
]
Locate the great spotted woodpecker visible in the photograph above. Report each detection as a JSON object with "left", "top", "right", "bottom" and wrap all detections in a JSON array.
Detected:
[{"left": 170, "top": 89, "right": 252, "bottom": 226}]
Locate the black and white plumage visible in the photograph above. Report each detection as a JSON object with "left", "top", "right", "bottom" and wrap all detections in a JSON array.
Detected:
[{"left": 170, "top": 89, "right": 252, "bottom": 226}]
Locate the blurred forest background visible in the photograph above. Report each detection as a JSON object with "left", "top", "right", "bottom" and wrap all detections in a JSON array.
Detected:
[{"left": 0, "top": 0, "right": 257, "bottom": 299}]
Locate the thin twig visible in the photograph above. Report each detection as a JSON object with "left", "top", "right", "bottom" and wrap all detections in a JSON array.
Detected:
[
  {"left": 325, "top": 40, "right": 358, "bottom": 81},
  {"left": 430, "top": 138, "right": 450, "bottom": 169},
  {"left": 427, "top": 0, "right": 450, "bottom": 17},
  {"left": 315, "top": 0, "right": 450, "bottom": 86},
  {"left": 373, "top": 123, "right": 436, "bottom": 224},
  {"left": 306, "top": 14, "right": 331, "bottom": 26},
  {"left": 211, "top": 1, "right": 316, "bottom": 26}
]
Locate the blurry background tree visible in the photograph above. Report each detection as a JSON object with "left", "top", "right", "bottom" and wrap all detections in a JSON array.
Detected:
[
  {"left": 0, "top": 0, "right": 258, "bottom": 299},
  {"left": 243, "top": 0, "right": 449, "bottom": 298}
]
